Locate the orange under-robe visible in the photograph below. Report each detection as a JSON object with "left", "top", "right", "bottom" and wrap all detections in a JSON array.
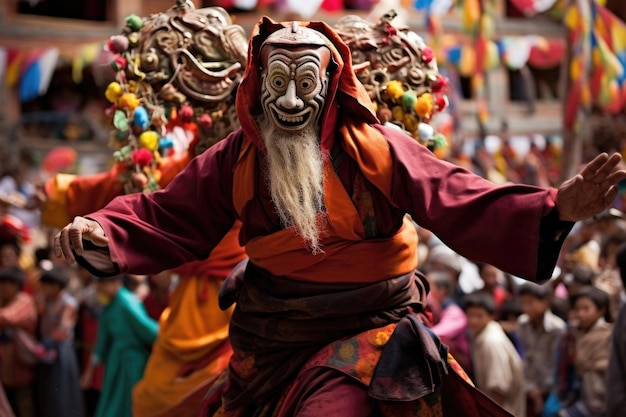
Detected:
[{"left": 41, "top": 154, "right": 246, "bottom": 417}]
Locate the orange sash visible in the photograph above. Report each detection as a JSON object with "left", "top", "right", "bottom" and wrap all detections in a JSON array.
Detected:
[{"left": 232, "top": 128, "right": 418, "bottom": 284}]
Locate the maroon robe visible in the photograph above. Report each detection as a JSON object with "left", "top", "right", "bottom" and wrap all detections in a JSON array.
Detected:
[
  {"left": 78, "top": 123, "right": 571, "bottom": 411},
  {"left": 76, "top": 17, "right": 573, "bottom": 417},
  {"left": 84, "top": 124, "right": 564, "bottom": 282}
]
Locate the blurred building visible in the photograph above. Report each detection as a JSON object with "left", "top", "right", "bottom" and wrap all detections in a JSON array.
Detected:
[
  {"left": 0, "top": 0, "right": 195, "bottom": 172},
  {"left": 0, "top": 0, "right": 622, "bottom": 177}
]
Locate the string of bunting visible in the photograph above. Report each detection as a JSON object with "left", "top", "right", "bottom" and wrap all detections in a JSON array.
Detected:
[
  {"left": 417, "top": 0, "right": 625, "bottom": 127},
  {"left": 2, "top": 0, "right": 624, "bottom": 121},
  {"left": 0, "top": 43, "right": 109, "bottom": 103},
  {"left": 563, "top": 0, "right": 626, "bottom": 128}
]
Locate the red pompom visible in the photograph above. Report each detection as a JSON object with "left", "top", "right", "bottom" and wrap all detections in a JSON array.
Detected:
[
  {"left": 430, "top": 75, "right": 448, "bottom": 93},
  {"left": 132, "top": 148, "right": 153, "bottom": 167},
  {"left": 179, "top": 105, "right": 194, "bottom": 123},
  {"left": 422, "top": 47, "right": 435, "bottom": 64},
  {"left": 198, "top": 113, "right": 213, "bottom": 130},
  {"left": 108, "top": 35, "right": 130, "bottom": 54},
  {"left": 435, "top": 95, "right": 448, "bottom": 111},
  {"left": 111, "top": 56, "right": 127, "bottom": 72}
]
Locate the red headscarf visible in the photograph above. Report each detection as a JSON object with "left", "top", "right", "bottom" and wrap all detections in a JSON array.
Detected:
[{"left": 235, "top": 16, "right": 379, "bottom": 156}]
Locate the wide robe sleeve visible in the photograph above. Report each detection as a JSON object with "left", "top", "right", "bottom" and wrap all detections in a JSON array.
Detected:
[
  {"left": 76, "top": 131, "right": 243, "bottom": 276},
  {"left": 42, "top": 153, "right": 192, "bottom": 229},
  {"left": 382, "top": 125, "right": 571, "bottom": 282}
]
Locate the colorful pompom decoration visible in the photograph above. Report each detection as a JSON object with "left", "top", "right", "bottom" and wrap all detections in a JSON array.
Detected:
[
  {"left": 414, "top": 93, "right": 434, "bottom": 119},
  {"left": 385, "top": 80, "right": 405, "bottom": 100},
  {"left": 125, "top": 14, "right": 143, "bottom": 31},
  {"left": 108, "top": 35, "right": 130, "bottom": 54},
  {"left": 133, "top": 106, "right": 150, "bottom": 131},
  {"left": 117, "top": 93, "right": 140, "bottom": 111},
  {"left": 105, "top": 82, "right": 123, "bottom": 103},
  {"left": 132, "top": 148, "right": 153, "bottom": 167},
  {"left": 138, "top": 131, "right": 160, "bottom": 151}
]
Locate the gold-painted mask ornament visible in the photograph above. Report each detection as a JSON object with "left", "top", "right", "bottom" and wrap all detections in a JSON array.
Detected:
[
  {"left": 104, "top": 0, "right": 248, "bottom": 193},
  {"left": 333, "top": 11, "right": 449, "bottom": 151}
]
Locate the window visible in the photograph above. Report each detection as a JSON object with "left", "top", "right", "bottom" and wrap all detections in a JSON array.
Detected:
[
  {"left": 508, "top": 65, "right": 561, "bottom": 103},
  {"left": 18, "top": 0, "right": 108, "bottom": 21},
  {"left": 504, "top": 0, "right": 526, "bottom": 18}
]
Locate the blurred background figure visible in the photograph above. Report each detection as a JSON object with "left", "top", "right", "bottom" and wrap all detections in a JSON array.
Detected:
[
  {"left": 497, "top": 297, "right": 525, "bottom": 356},
  {"left": 0, "top": 149, "right": 42, "bottom": 231},
  {"left": 475, "top": 263, "right": 512, "bottom": 316},
  {"left": 423, "top": 244, "right": 466, "bottom": 305},
  {"left": 555, "top": 286, "right": 612, "bottom": 417},
  {"left": 80, "top": 274, "right": 158, "bottom": 417},
  {"left": 517, "top": 282, "right": 565, "bottom": 417},
  {"left": 427, "top": 270, "right": 472, "bottom": 374},
  {"left": 0, "top": 266, "right": 36, "bottom": 417},
  {"left": 465, "top": 291, "right": 526, "bottom": 417},
  {"left": 73, "top": 269, "right": 104, "bottom": 417},
  {"left": 607, "top": 242, "right": 626, "bottom": 417},
  {"left": 36, "top": 265, "right": 84, "bottom": 417},
  {"left": 563, "top": 219, "right": 602, "bottom": 274},
  {"left": 123, "top": 274, "right": 150, "bottom": 301},
  {"left": 143, "top": 270, "right": 174, "bottom": 321}
]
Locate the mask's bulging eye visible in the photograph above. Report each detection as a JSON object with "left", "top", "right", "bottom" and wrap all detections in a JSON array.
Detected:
[
  {"left": 271, "top": 74, "right": 287, "bottom": 90},
  {"left": 299, "top": 77, "right": 316, "bottom": 93}
]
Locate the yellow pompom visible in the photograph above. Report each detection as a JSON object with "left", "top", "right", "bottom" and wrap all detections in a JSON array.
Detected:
[
  {"left": 105, "top": 82, "right": 123, "bottom": 103},
  {"left": 386, "top": 80, "right": 405, "bottom": 100},
  {"left": 139, "top": 131, "right": 160, "bottom": 151},
  {"left": 414, "top": 93, "right": 434, "bottom": 119}
]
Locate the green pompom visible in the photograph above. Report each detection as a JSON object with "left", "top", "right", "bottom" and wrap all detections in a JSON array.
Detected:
[
  {"left": 113, "top": 110, "right": 129, "bottom": 131},
  {"left": 400, "top": 90, "right": 417, "bottom": 112},
  {"left": 125, "top": 14, "right": 143, "bottom": 31},
  {"left": 433, "top": 133, "right": 447, "bottom": 149}
]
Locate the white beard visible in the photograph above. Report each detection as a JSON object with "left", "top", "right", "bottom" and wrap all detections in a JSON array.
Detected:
[{"left": 261, "top": 119, "right": 327, "bottom": 253}]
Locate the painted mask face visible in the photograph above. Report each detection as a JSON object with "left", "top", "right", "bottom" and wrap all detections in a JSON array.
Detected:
[{"left": 260, "top": 46, "right": 331, "bottom": 133}]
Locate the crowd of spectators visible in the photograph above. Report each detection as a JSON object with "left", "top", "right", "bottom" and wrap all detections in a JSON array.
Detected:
[
  {"left": 0, "top": 136, "right": 624, "bottom": 417},
  {"left": 419, "top": 204, "right": 625, "bottom": 417}
]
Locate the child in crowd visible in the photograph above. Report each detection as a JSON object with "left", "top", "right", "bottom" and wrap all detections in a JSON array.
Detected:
[
  {"left": 36, "top": 265, "right": 84, "bottom": 417},
  {"left": 517, "top": 282, "right": 566, "bottom": 417},
  {"left": 558, "top": 286, "right": 612, "bottom": 417},
  {"left": 498, "top": 297, "right": 525, "bottom": 356},
  {"left": 0, "top": 243, "right": 21, "bottom": 269},
  {"left": 465, "top": 291, "right": 525, "bottom": 417},
  {"left": 475, "top": 263, "right": 511, "bottom": 315}
]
